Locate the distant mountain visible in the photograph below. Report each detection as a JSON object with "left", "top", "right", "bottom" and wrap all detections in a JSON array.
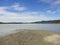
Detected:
[
  {"left": 0, "top": 20, "right": 60, "bottom": 24},
  {"left": 32, "top": 20, "right": 60, "bottom": 24}
]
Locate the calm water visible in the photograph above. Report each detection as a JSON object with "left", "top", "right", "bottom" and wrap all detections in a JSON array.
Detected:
[{"left": 0, "top": 24, "right": 60, "bottom": 36}]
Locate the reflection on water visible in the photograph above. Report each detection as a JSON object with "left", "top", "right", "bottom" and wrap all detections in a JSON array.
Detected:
[{"left": 0, "top": 24, "right": 60, "bottom": 36}]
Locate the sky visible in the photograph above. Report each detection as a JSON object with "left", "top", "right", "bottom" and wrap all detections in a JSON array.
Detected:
[{"left": 0, "top": 0, "right": 60, "bottom": 22}]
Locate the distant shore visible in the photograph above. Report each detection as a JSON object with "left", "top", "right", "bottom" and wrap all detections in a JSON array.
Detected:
[{"left": 0, "top": 20, "right": 60, "bottom": 24}]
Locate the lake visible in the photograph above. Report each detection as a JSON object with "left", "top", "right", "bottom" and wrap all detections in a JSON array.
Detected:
[{"left": 0, "top": 24, "right": 60, "bottom": 36}]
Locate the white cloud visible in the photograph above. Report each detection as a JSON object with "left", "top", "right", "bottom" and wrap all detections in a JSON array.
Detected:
[
  {"left": 0, "top": 3, "right": 59, "bottom": 22},
  {"left": 52, "top": 0, "right": 60, "bottom": 6},
  {"left": 39, "top": 0, "right": 60, "bottom": 6},
  {"left": 47, "top": 10, "right": 56, "bottom": 14},
  {"left": 0, "top": 6, "right": 51, "bottom": 22},
  {"left": 10, "top": 3, "right": 27, "bottom": 11},
  {"left": 39, "top": 0, "right": 53, "bottom": 3}
]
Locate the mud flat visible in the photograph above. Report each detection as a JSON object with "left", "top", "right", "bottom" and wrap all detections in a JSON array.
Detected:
[{"left": 0, "top": 30, "right": 60, "bottom": 45}]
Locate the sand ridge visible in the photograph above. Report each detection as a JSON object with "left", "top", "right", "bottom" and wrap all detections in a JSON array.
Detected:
[{"left": 44, "top": 34, "right": 60, "bottom": 45}]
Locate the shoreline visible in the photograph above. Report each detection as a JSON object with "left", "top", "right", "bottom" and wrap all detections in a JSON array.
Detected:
[{"left": 0, "top": 29, "right": 59, "bottom": 37}]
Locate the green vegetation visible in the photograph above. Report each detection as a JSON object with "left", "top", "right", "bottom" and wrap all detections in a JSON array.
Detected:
[
  {"left": 0, "top": 30, "right": 59, "bottom": 45},
  {"left": 33, "top": 20, "right": 60, "bottom": 24}
]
